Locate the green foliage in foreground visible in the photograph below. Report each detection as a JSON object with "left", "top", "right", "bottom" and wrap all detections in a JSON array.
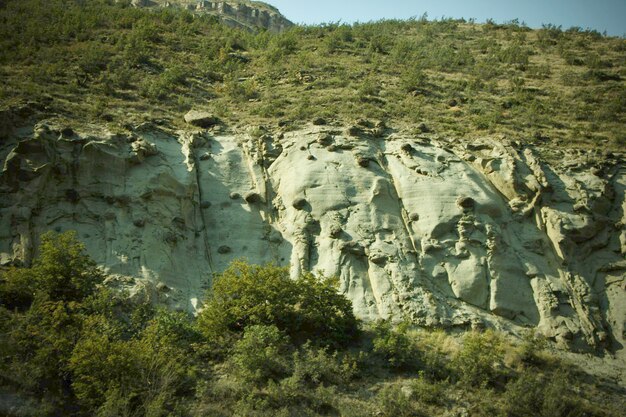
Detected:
[
  {"left": 0, "top": 232, "right": 624, "bottom": 416},
  {"left": 198, "top": 261, "right": 359, "bottom": 350}
]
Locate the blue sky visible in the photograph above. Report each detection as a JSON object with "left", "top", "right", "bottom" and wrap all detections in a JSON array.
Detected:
[{"left": 267, "top": 0, "right": 626, "bottom": 37}]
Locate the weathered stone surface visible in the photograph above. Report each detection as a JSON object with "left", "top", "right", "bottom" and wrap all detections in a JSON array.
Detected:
[
  {"left": 292, "top": 197, "right": 307, "bottom": 210},
  {"left": 244, "top": 191, "right": 262, "bottom": 204},
  {"left": 1, "top": 122, "right": 624, "bottom": 356},
  {"left": 184, "top": 110, "right": 219, "bottom": 128},
  {"left": 132, "top": 0, "right": 294, "bottom": 33},
  {"left": 456, "top": 196, "right": 476, "bottom": 210},
  {"left": 217, "top": 245, "right": 232, "bottom": 254}
]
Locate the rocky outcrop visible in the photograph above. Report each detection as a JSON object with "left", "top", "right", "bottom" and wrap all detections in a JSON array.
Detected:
[
  {"left": 1, "top": 121, "right": 625, "bottom": 355},
  {"left": 130, "top": 0, "right": 294, "bottom": 32},
  {"left": 184, "top": 110, "right": 219, "bottom": 128}
]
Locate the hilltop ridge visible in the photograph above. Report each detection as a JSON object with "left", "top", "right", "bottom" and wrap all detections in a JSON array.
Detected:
[
  {"left": 0, "top": 0, "right": 622, "bottom": 151},
  {"left": 130, "top": 0, "right": 293, "bottom": 32}
]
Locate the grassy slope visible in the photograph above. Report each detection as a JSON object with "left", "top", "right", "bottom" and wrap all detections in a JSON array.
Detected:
[{"left": 0, "top": 0, "right": 624, "bottom": 152}]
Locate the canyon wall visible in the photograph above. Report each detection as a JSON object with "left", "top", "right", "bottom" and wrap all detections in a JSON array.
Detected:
[{"left": 1, "top": 119, "right": 624, "bottom": 354}]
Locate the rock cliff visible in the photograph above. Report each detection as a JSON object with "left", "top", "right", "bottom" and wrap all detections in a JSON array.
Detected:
[
  {"left": 1, "top": 117, "right": 625, "bottom": 355},
  {"left": 130, "top": 0, "right": 293, "bottom": 32}
]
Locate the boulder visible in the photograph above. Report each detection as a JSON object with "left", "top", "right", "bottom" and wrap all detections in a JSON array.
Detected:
[{"left": 184, "top": 110, "right": 219, "bottom": 128}]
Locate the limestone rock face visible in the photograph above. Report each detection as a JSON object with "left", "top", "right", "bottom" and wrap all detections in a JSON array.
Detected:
[
  {"left": 1, "top": 122, "right": 625, "bottom": 354},
  {"left": 130, "top": 0, "right": 294, "bottom": 33}
]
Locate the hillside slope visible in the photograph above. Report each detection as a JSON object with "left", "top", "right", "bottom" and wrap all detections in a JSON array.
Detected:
[
  {"left": 1, "top": 0, "right": 624, "bottom": 150},
  {"left": 1, "top": 0, "right": 625, "bottom": 360}
]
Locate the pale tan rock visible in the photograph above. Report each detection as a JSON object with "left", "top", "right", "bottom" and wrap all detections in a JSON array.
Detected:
[
  {"left": 183, "top": 110, "right": 218, "bottom": 128},
  {"left": 1, "top": 122, "right": 624, "bottom": 355},
  {"left": 132, "top": 0, "right": 294, "bottom": 33}
]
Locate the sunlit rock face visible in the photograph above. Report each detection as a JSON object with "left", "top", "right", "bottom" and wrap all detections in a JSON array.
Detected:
[
  {"left": 1, "top": 121, "right": 625, "bottom": 353},
  {"left": 130, "top": 0, "right": 294, "bottom": 32}
]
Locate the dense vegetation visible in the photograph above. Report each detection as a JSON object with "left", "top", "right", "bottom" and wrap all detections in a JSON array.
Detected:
[
  {"left": 1, "top": 232, "right": 624, "bottom": 416},
  {"left": 0, "top": 0, "right": 624, "bottom": 150}
]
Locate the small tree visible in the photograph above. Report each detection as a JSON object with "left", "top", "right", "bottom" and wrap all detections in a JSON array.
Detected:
[
  {"left": 0, "top": 231, "right": 104, "bottom": 408},
  {"left": 34, "top": 231, "right": 103, "bottom": 303},
  {"left": 1, "top": 231, "right": 103, "bottom": 309},
  {"left": 197, "top": 260, "right": 359, "bottom": 349}
]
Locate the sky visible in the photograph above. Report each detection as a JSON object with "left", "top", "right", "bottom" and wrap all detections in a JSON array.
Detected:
[{"left": 267, "top": 0, "right": 626, "bottom": 37}]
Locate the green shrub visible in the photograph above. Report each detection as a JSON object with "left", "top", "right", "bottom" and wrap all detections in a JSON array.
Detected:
[
  {"left": 376, "top": 383, "right": 427, "bottom": 417},
  {"left": 265, "top": 30, "right": 300, "bottom": 63},
  {"left": 290, "top": 342, "right": 357, "bottom": 387},
  {"left": 452, "top": 330, "right": 506, "bottom": 387},
  {"left": 223, "top": 77, "right": 259, "bottom": 101},
  {"left": 4, "top": 297, "right": 84, "bottom": 404},
  {"left": 473, "top": 55, "right": 502, "bottom": 80},
  {"left": 518, "top": 330, "right": 548, "bottom": 366},
  {"left": 197, "top": 260, "right": 359, "bottom": 349},
  {"left": 35, "top": 231, "right": 104, "bottom": 302},
  {"left": 0, "top": 268, "right": 34, "bottom": 310},
  {"left": 0, "top": 231, "right": 103, "bottom": 308},
  {"left": 408, "top": 375, "right": 447, "bottom": 406},
  {"left": 503, "top": 370, "right": 606, "bottom": 417},
  {"left": 414, "top": 330, "right": 453, "bottom": 381},
  {"left": 70, "top": 314, "right": 193, "bottom": 414},
  {"left": 400, "top": 66, "right": 428, "bottom": 93},
  {"left": 140, "top": 65, "right": 189, "bottom": 101},
  {"left": 498, "top": 42, "right": 531, "bottom": 69},
  {"left": 372, "top": 320, "right": 421, "bottom": 371},
  {"left": 146, "top": 308, "right": 201, "bottom": 349},
  {"left": 229, "top": 324, "right": 292, "bottom": 386},
  {"left": 0, "top": 231, "right": 198, "bottom": 416},
  {"left": 77, "top": 44, "right": 110, "bottom": 76}
]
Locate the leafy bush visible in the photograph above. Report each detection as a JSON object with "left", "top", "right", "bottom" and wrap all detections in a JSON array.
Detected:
[
  {"left": 229, "top": 324, "right": 292, "bottom": 386},
  {"left": 413, "top": 330, "right": 453, "bottom": 381},
  {"left": 197, "top": 260, "right": 359, "bottom": 348},
  {"left": 376, "top": 383, "right": 427, "bottom": 417},
  {"left": 452, "top": 330, "right": 506, "bottom": 387},
  {"left": 265, "top": 30, "right": 300, "bottom": 63},
  {"left": 1, "top": 230, "right": 104, "bottom": 309},
  {"left": 498, "top": 42, "right": 531, "bottom": 69},
  {"left": 503, "top": 370, "right": 606, "bottom": 417},
  {"left": 35, "top": 231, "right": 103, "bottom": 303},
  {"left": 289, "top": 342, "right": 357, "bottom": 387},
  {"left": 70, "top": 318, "right": 193, "bottom": 415},
  {"left": 3, "top": 296, "right": 85, "bottom": 407},
  {"left": 400, "top": 66, "right": 428, "bottom": 93},
  {"left": 0, "top": 231, "right": 194, "bottom": 416},
  {"left": 372, "top": 320, "right": 421, "bottom": 371},
  {"left": 408, "top": 375, "right": 447, "bottom": 406},
  {"left": 517, "top": 330, "right": 548, "bottom": 366},
  {"left": 0, "top": 268, "right": 34, "bottom": 311},
  {"left": 223, "top": 76, "right": 259, "bottom": 101}
]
